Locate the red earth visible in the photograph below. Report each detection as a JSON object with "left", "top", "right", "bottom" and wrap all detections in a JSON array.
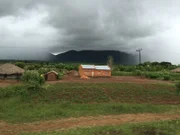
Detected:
[
  {"left": 48, "top": 76, "right": 173, "bottom": 84},
  {"left": 0, "top": 76, "right": 173, "bottom": 87}
]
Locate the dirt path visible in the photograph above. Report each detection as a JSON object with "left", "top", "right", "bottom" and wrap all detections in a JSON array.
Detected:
[{"left": 0, "top": 113, "right": 179, "bottom": 135}]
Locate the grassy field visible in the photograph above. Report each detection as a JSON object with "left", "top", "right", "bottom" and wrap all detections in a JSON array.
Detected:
[
  {"left": 20, "top": 119, "right": 180, "bottom": 135},
  {"left": 0, "top": 83, "right": 179, "bottom": 123},
  {"left": 34, "top": 83, "right": 179, "bottom": 104}
]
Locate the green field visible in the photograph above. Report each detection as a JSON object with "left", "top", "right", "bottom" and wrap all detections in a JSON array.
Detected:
[{"left": 0, "top": 83, "right": 179, "bottom": 123}]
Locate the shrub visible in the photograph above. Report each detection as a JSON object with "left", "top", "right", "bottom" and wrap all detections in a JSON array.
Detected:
[
  {"left": 21, "top": 71, "right": 45, "bottom": 95},
  {"left": 145, "top": 72, "right": 160, "bottom": 79},
  {"left": 163, "top": 75, "right": 171, "bottom": 81},
  {"left": 175, "top": 82, "right": 180, "bottom": 95},
  {"left": 15, "top": 62, "right": 25, "bottom": 69},
  {"left": 0, "top": 85, "right": 27, "bottom": 98},
  {"left": 134, "top": 70, "right": 142, "bottom": 76},
  {"left": 57, "top": 72, "right": 64, "bottom": 80},
  {"left": 21, "top": 70, "right": 45, "bottom": 85}
]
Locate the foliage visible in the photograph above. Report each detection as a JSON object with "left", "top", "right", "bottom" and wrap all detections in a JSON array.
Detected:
[
  {"left": 0, "top": 83, "right": 179, "bottom": 123},
  {"left": 15, "top": 62, "right": 25, "bottom": 69},
  {"left": 57, "top": 72, "right": 64, "bottom": 80},
  {"left": 107, "top": 55, "right": 114, "bottom": 69},
  {"left": 145, "top": 72, "right": 160, "bottom": 79},
  {"left": 163, "top": 75, "right": 171, "bottom": 80},
  {"left": 112, "top": 71, "right": 135, "bottom": 76},
  {"left": 21, "top": 70, "right": 45, "bottom": 85},
  {"left": 21, "top": 70, "right": 45, "bottom": 94},
  {"left": 175, "top": 81, "right": 180, "bottom": 95},
  {"left": 0, "top": 85, "right": 27, "bottom": 98},
  {"left": 0, "top": 97, "right": 179, "bottom": 123}
]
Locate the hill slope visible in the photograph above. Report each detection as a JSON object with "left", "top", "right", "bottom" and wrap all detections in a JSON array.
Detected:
[{"left": 53, "top": 50, "right": 137, "bottom": 65}]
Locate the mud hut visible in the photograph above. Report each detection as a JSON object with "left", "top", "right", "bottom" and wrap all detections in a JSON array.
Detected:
[
  {"left": 44, "top": 71, "right": 58, "bottom": 81},
  {"left": 0, "top": 63, "right": 25, "bottom": 80},
  {"left": 79, "top": 64, "right": 111, "bottom": 78}
]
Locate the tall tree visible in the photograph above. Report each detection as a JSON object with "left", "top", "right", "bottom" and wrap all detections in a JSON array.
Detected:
[{"left": 107, "top": 55, "right": 114, "bottom": 69}]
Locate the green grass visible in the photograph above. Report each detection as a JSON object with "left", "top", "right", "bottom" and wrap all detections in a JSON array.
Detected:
[
  {"left": 112, "top": 71, "right": 135, "bottom": 76},
  {"left": 0, "top": 97, "right": 179, "bottom": 123},
  {"left": 20, "top": 119, "right": 180, "bottom": 135},
  {"left": 112, "top": 70, "right": 180, "bottom": 81},
  {"left": 0, "top": 83, "right": 179, "bottom": 123},
  {"left": 40, "top": 83, "right": 179, "bottom": 104}
]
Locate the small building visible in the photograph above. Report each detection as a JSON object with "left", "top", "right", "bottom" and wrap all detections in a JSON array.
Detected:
[
  {"left": 0, "top": 63, "right": 25, "bottom": 80},
  {"left": 44, "top": 71, "right": 58, "bottom": 81},
  {"left": 79, "top": 64, "right": 111, "bottom": 78}
]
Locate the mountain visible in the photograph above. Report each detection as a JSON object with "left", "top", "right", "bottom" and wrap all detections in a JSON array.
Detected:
[{"left": 53, "top": 50, "right": 138, "bottom": 65}]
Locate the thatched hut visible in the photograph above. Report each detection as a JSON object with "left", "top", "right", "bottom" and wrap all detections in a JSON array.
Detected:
[
  {"left": 0, "top": 63, "right": 25, "bottom": 80},
  {"left": 171, "top": 68, "right": 180, "bottom": 73}
]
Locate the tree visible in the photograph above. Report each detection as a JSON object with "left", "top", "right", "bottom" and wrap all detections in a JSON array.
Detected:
[
  {"left": 21, "top": 70, "right": 45, "bottom": 94},
  {"left": 107, "top": 55, "right": 114, "bottom": 69},
  {"left": 15, "top": 62, "right": 25, "bottom": 69}
]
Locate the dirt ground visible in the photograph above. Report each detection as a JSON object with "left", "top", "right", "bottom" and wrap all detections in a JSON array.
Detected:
[
  {"left": 0, "top": 113, "right": 179, "bottom": 135},
  {"left": 0, "top": 80, "right": 22, "bottom": 87},
  {"left": 0, "top": 76, "right": 173, "bottom": 87},
  {"left": 48, "top": 76, "right": 173, "bottom": 84}
]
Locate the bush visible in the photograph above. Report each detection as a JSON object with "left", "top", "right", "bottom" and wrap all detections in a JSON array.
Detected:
[
  {"left": 57, "top": 72, "right": 64, "bottom": 80},
  {"left": 0, "top": 85, "right": 27, "bottom": 98},
  {"left": 134, "top": 70, "right": 142, "bottom": 76},
  {"left": 21, "top": 71, "right": 45, "bottom": 95},
  {"left": 21, "top": 70, "right": 45, "bottom": 85},
  {"left": 145, "top": 72, "right": 160, "bottom": 79},
  {"left": 163, "top": 75, "right": 171, "bottom": 81},
  {"left": 175, "top": 82, "right": 180, "bottom": 95},
  {"left": 15, "top": 62, "right": 25, "bottom": 69}
]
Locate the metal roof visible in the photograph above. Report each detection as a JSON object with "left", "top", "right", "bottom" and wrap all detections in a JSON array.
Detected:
[
  {"left": 81, "top": 65, "right": 95, "bottom": 69},
  {"left": 81, "top": 65, "right": 111, "bottom": 70},
  {"left": 95, "top": 66, "right": 111, "bottom": 70}
]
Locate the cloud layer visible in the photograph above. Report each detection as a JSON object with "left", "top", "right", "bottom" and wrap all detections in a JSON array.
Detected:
[{"left": 0, "top": 0, "right": 180, "bottom": 63}]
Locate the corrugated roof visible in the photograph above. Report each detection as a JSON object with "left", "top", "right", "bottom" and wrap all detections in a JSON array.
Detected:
[
  {"left": 95, "top": 65, "right": 111, "bottom": 70},
  {"left": 81, "top": 64, "right": 111, "bottom": 70},
  {"left": 81, "top": 65, "right": 95, "bottom": 69}
]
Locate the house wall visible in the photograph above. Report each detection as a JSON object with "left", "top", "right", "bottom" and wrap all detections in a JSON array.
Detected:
[
  {"left": 79, "top": 66, "right": 94, "bottom": 77},
  {"left": 46, "top": 72, "right": 57, "bottom": 81},
  {"left": 79, "top": 66, "right": 111, "bottom": 77},
  {"left": 0, "top": 74, "right": 3, "bottom": 79},
  {"left": 94, "top": 70, "right": 111, "bottom": 77},
  {"left": 0, "top": 74, "right": 22, "bottom": 80}
]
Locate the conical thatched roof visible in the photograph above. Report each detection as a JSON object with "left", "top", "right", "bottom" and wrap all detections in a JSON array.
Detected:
[
  {"left": 171, "top": 68, "right": 180, "bottom": 73},
  {"left": 0, "top": 63, "right": 25, "bottom": 75}
]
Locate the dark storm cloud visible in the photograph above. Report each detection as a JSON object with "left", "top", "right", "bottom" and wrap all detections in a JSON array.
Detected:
[
  {"left": 0, "top": 0, "right": 37, "bottom": 16},
  {"left": 43, "top": 0, "right": 168, "bottom": 52},
  {"left": 0, "top": 0, "right": 180, "bottom": 63}
]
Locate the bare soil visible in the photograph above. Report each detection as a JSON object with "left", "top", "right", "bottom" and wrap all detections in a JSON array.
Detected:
[
  {"left": 0, "top": 80, "right": 22, "bottom": 87},
  {"left": 0, "top": 113, "right": 179, "bottom": 135},
  {"left": 49, "top": 76, "right": 173, "bottom": 84},
  {"left": 0, "top": 76, "right": 173, "bottom": 87}
]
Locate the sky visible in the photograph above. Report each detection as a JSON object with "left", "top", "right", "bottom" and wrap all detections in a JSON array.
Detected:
[{"left": 0, "top": 0, "right": 180, "bottom": 64}]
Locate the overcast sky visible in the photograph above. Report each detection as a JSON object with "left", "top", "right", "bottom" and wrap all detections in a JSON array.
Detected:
[{"left": 0, "top": 0, "right": 180, "bottom": 63}]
